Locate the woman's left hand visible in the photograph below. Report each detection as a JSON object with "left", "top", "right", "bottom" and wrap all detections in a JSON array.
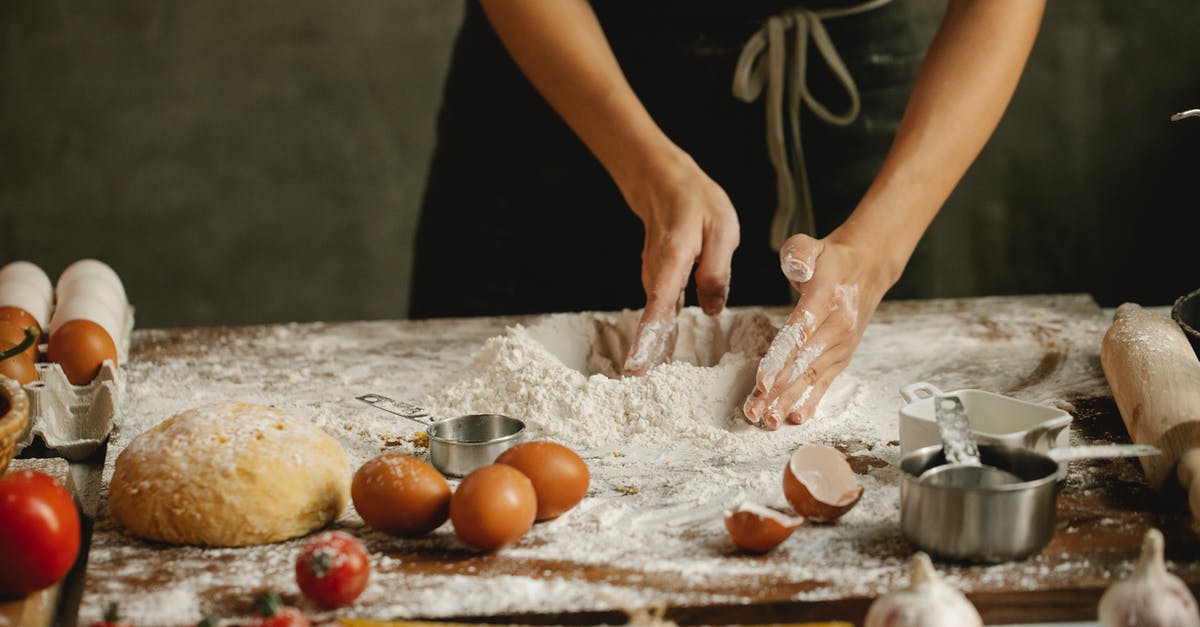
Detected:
[{"left": 742, "top": 231, "right": 892, "bottom": 430}]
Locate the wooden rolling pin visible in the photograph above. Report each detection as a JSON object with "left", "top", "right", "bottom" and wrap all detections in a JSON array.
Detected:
[{"left": 1101, "top": 303, "right": 1200, "bottom": 524}]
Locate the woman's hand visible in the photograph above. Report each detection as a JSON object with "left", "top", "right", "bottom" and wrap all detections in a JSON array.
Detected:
[
  {"left": 479, "top": 0, "right": 741, "bottom": 376},
  {"left": 742, "top": 231, "right": 892, "bottom": 430},
  {"left": 622, "top": 151, "right": 740, "bottom": 376},
  {"left": 742, "top": 0, "right": 1044, "bottom": 429}
]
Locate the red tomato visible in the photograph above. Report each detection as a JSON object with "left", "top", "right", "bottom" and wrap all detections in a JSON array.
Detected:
[
  {"left": 253, "top": 592, "right": 311, "bottom": 627},
  {"left": 294, "top": 531, "right": 370, "bottom": 608},
  {"left": 0, "top": 469, "right": 81, "bottom": 597},
  {"left": 88, "top": 602, "right": 135, "bottom": 627},
  {"left": 255, "top": 607, "right": 310, "bottom": 627}
]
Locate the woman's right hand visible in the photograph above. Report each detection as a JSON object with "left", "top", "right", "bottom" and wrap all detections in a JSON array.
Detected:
[
  {"left": 479, "top": 0, "right": 740, "bottom": 373},
  {"left": 621, "top": 149, "right": 741, "bottom": 376}
]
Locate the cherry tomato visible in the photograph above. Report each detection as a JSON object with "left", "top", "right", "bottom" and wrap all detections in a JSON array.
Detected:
[
  {"left": 294, "top": 531, "right": 370, "bottom": 608},
  {"left": 255, "top": 607, "right": 310, "bottom": 627},
  {"left": 253, "top": 591, "right": 311, "bottom": 627},
  {"left": 88, "top": 602, "right": 135, "bottom": 627},
  {"left": 0, "top": 469, "right": 81, "bottom": 597}
]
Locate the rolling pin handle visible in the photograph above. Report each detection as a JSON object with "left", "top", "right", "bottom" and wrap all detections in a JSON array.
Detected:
[{"left": 1176, "top": 448, "right": 1200, "bottom": 526}]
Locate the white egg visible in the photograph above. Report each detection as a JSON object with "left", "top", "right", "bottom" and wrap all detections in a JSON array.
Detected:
[
  {"left": 0, "top": 278, "right": 52, "bottom": 329},
  {"left": 56, "top": 259, "right": 126, "bottom": 304},
  {"left": 55, "top": 275, "right": 128, "bottom": 319},
  {"left": 49, "top": 295, "right": 123, "bottom": 347},
  {"left": 0, "top": 261, "right": 53, "bottom": 307}
]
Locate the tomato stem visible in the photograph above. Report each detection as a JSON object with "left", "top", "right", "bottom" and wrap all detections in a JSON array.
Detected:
[
  {"left": 254, "top": 591, "right": 285, "bottom": 617},
  {"left": 310, "top": 548, "right": 335, "bottom": 577}
]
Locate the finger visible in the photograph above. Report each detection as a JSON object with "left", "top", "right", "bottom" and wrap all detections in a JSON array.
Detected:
[
  {"left": 742, "top": 387, "right": 782, "bottom": 431},
  {"left": 751, "top": 283, "right": 838, "bottom": 395},
  {"left": 623, "top": 314, "right": 676, "bottom": 377},
  {"left": 787, "top": 364, "right": 847, "bottom": 425},
  {"left": 779, "top": 234, "right": 823, "bottom": 287},
  {"left": 694, "top": 216, "right": 739, "bottom": 316},
  {"left": 760, "top": 283, "right": 861, "bottom": 396},
  {"left": 623, "top": 241, "right": 695, "bottom": 376},
  {"left": 761, "top": 341, "right": 850, "bottom": 428}
]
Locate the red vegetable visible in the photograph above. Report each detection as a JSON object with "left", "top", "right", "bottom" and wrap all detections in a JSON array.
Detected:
[
  {"left": 89, "top": 603, "right": 135, "bottom": 627},
  {"left": 294, "top": 531, "right": 370, "bottom": 608},
  {"left": 253, "top": 591, "right": 311, "bottom": 627},
  {"left": 0, "top": 469, "right": 81, "bottom": 597}
]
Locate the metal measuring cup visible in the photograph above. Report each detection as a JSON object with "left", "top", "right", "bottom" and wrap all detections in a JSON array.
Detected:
[{"left": 356, "top": 393, "right": 525, "bottom": 477}]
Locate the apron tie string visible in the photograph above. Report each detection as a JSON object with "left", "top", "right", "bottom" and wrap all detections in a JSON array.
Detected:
[{"left": 732, "top": 0, "right": 894, "bottom": 250}]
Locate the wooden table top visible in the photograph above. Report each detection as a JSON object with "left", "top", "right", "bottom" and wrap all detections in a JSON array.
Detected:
[{"left": 49, "top": 294, "right": 1200, "bottom": 626}]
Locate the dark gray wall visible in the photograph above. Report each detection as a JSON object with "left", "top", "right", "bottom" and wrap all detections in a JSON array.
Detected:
[
  {"left": 1, "top": 0, "right": 463, "bottom": 327},
  {"left": 926, "top": 1, "right": 1200, "bottom": 309},
  {"left": 1, "top": 1, "right": 1198, "bottom": 328}
]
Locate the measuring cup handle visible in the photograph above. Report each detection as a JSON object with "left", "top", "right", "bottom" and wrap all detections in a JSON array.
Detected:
[
  {"left": 1024, "top": 415, "right": 1073, "bottom": 450},
  {"left": 900, "top": 382, "right": 944, "bottom": 404},
  {"left": 356, "top": 393, "right": 433, "bottom": 425}
]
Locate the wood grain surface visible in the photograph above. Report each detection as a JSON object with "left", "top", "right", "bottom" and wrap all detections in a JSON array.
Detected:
[{"left": 69, "top": 295, "right": 1200, "bottom": 626}]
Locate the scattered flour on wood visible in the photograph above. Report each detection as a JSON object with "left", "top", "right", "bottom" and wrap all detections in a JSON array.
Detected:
[{"left": 78, "top": 298, "right": 1147, "bottom": 626}]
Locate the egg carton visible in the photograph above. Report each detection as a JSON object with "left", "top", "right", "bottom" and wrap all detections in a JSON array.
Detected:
[{"left": 12, "top": 305, "right": 134, "bottom": 461}]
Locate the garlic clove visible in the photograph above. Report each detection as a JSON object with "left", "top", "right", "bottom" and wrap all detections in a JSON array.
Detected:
[
  {"left": 1098, "top": 528, "right": 1200, "bottom": 627},
  {"left": 722, "top": 502, "right": 804, "bottom": 553},
  {"left": 782, "top": 444, "right": 863, "bottom": 522},
  {"left": 864, "top": 552, "right": 982, "bottom": 627}
]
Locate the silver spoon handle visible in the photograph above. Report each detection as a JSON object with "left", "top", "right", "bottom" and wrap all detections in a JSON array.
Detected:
[
  {"left": 1047, "top": 443, "right": 1160, "bottom": 462},
  {"left": 1171, "top": 109, "right": 1200, "bottom": 122},
  {"left": 935, "top": 394, "right": 980, "bottom": 465},
  {"left": 356, "top": 393, "right": 433, "bottom": 426}
]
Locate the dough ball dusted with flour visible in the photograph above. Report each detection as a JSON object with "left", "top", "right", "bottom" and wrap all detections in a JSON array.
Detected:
[{"left": 108, "top": 402, "right": 351, "bottom": 547}]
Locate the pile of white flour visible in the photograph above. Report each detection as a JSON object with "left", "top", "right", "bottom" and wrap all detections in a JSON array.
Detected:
[{"left": 425, "top": 308, "right": 782, "bottom": 450}]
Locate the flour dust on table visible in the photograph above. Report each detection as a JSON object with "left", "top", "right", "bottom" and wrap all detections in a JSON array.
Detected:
[{"left": 80, "top": 297, "right": 1130, "bottom": 625}]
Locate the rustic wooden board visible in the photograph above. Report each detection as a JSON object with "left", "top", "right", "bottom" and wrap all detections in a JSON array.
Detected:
[
  {"left": 0, "top": 457, "right": 74, "bottom": 627},
  {"left": 73, "top": 295, "right": 1200, "bottom": 625}
]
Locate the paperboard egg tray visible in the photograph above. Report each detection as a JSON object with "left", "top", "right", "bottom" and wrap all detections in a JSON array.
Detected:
[{"left": 13, "top": 305, "right": 134, "bottom": 461}]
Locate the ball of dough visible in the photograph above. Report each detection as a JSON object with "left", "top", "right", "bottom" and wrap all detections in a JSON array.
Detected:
[{"left": 108, "top": 402, "right": 350, "bottom": 547}]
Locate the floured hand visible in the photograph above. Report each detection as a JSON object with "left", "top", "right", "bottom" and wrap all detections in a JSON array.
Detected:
[
  {"left": 743, "top": 233, "right": 889, "bottom": 430},
  {"left": 621, "top": 152, "right": 739, "bottom": 376}
]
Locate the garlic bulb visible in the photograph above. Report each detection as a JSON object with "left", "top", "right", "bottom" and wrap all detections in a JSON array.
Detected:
[
  {"left": 864, "top": 552, "right": 982, "bottom": 627},
  {"left": 1098, "top": 528, "right": 1200, "bottom": 627}
]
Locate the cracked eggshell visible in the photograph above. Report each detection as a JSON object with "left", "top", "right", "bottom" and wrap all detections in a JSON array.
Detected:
[
  {"left": 782, "top": 443, "right": 863, "bottom": 522},
  {"left": 723, "top": 502, "right": 804, "bottom": 553}
]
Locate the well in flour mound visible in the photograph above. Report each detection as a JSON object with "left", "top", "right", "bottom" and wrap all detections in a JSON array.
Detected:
[{"left": 426, "top": 308, "right": 778, "bottom": 449}]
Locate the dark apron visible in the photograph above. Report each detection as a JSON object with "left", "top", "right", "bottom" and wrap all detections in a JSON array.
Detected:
[{"left": 410, "top": 0, "right": 927, "bottom": 318}]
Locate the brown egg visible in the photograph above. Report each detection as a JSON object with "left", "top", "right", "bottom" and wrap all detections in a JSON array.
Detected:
[
  {"left": 0, "top": 305, "right": 41, "bottom": 336},
  {"left": 351, "top": 453, "right": 451, "bottom": 537},
  {"left": 495, "top": 440, "right": 589, "bottom": 521},
  {"left": 46, "top": 318, "right": 118, "bottom": 385},
  {"left": 0, "top": 322, "right": 39, "bottom": 363},
  {"left": 0, "top": 349, "right": 36, "bottom": 385},
  {"left": 449, "top": 464, "right": 537, "bottom": 551},
  {"left": 723, "top": 503, "right": 804, "bottom": 553},
  {"left": 782, "top": 444, "right": 863, "bottom": 522}
]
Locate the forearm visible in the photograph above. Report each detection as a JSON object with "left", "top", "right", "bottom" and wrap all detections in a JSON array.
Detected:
[
  {"left": 835, "top": 0, "right": 1045, "bottom": 284},
  {"left": 479, "top": 0, "right": 685, "bottom": 201}
]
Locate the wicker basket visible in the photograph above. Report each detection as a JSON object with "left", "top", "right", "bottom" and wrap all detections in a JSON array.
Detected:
[{"left": 0, "top": 374, "right": 30, "bottom": 476}]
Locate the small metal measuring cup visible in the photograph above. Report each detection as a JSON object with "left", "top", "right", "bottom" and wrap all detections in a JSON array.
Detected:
[
  {"left": 900, "top": 442, "right": 1160, "bottom": 562},
  {"left": 356, "top": 393, "right": 525, "bottom": 478}
]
